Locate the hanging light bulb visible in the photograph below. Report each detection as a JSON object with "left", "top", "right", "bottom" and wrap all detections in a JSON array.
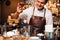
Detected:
[{"left": 56, "top": 0, "right": 60, "bottom": 6}]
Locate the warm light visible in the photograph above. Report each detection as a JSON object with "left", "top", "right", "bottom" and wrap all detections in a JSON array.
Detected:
[{"left": 57, "top": 4, "right": 60, "bottom": 6}]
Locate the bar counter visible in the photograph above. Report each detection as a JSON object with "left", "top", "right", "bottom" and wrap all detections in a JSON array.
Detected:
[{"left": 0, "top": 35, "right": 29, "bottom": 40}]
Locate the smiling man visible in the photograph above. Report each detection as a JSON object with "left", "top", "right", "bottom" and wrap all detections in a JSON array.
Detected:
[{"left": 19, "top": 0, "right": 53, "bottom": 40}]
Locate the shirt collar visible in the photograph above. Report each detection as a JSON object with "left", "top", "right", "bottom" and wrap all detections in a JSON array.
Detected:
[{"left": 34, "top": 6, "right": 44, "bottom": 12}]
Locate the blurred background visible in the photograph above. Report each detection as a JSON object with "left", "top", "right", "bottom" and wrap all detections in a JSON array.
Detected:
[
  {"left": 0, "top": 0, "right": 60, "bottom": 39},
  {"left": 0, "top": 0, "right": 60, "bottom": 26}
]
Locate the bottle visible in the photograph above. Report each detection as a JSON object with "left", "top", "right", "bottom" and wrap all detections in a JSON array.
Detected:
[
  {"left": 3, "top": 23, "right": 7, "bottom": 37},
  {"left": 1, "top": 25, "right": 4, "bottom": 36}
]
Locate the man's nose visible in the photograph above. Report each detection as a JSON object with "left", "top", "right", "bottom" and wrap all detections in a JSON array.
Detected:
[{"left": 38, "top": 3, "right": 41, "bottom": 6}]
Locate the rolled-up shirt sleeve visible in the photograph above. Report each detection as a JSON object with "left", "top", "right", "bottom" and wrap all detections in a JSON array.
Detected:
[
  {"left": 19, "top": 7, "right": 33, "bottom": 24},
  {"left": 46, "top": 9, "right": 53, "bottom": 25}
]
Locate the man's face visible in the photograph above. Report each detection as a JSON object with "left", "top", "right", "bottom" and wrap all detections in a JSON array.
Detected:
[
  {"left": 35, "top": 0, "right": 45, "bottom": 10},
  {"left": 11, "top": 13, "right": 14, "bottom": 16},
  {"left": 17, "top": 3, "right": 24, "bottom": 13}
]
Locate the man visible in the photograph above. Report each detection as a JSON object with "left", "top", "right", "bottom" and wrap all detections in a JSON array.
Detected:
[
  {"left": 7, "top": 2, "right": 25, "bottom": 25},
  {"left": 19, "top": 0, "right": 53, "bottom": 40},
  {"left": 5, "top": 2, "right": 25, "bottom": 36}
]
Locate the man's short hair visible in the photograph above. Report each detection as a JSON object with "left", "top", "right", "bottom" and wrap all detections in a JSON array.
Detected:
[
  {"left": 34, "top": 0, "right": 48, "bottom": 4},
  {"left": 45, "top": 0, "right": 48, "bottom": 4}
]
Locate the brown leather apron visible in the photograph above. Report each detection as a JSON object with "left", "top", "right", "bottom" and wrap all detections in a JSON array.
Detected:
[{"left": 29, "top": 7, "right": 46, "bottom": 36}]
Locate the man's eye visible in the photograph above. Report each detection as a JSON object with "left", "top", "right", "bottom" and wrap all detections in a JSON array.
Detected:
[
  {"left": 41, "top": 2, "right": 45, "bottom": 4},
  {"left": 38, "top": 1, "right": 45, "bottom": 4}
]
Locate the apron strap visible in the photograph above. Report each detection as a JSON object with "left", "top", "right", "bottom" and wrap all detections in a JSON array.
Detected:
[
  {"left": 44, "top": 8, "right": 46, "bottom": 18},
  {"left": 32, "top": 7, "right": 35, "bottom": 18}
]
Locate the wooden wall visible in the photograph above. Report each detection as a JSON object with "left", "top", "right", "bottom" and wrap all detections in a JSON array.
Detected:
[
  {"left": 1, "top": 0, "right": 21, "bottom": 24},
  {"left": 0, "top": 1, "right": 1, "bottom": 24}
]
